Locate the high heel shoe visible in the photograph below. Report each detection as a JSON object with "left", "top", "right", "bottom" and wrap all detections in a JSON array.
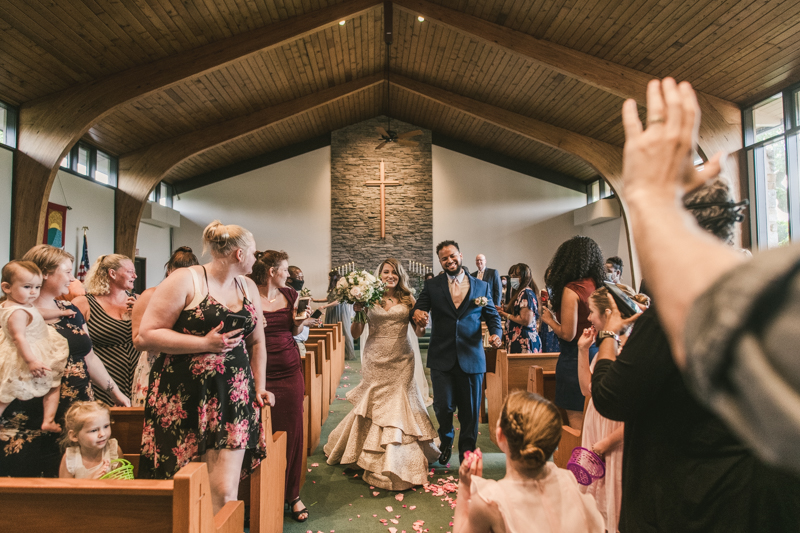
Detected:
[{"left": 289, "top": 496, "right": 309, "bottom": 522}]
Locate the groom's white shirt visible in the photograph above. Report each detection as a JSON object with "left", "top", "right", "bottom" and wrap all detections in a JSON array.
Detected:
[{"left": 447, "top": 269, "right": 470, "bottom": 307}]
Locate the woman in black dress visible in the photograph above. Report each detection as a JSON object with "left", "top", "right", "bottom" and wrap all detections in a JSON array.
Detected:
[
  {"left": 0, "top": 245, "right": 129, "bottom": 477},
  {"left": 137, "top": 221, "right": 273, "bottom": 515}
]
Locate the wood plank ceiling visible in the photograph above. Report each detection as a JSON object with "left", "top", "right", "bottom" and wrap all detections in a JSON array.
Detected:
[{"left": 2, "top": 0, "right": 800, "bottom": 188}]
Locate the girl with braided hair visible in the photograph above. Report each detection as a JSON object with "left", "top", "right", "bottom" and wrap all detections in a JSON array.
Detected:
[{"left": 454, "top": 391, "right": 603, "bottom": 533}]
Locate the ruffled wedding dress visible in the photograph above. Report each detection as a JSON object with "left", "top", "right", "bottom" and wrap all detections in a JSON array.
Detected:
[{"left": 324, "top": 304, "right": 440, "bottom": 490}]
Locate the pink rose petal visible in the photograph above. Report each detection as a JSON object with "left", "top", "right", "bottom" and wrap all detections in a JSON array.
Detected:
[
  {"left": 311, "top": 463, "right": 319, "bottom": 467},
  {"left": 410, "top": 505, "right": 417, "bottom": 510},
  {"left": 391, "top": 519, "right": 399, "bottom": 524},
  {"left": 373, "top": 491, "right": 380, "bottom": 496},
  {"left": 385, "top": 506, "right": 393, "bottom": 512},
  {"left": 395, "top": 493, "right": 404, "bottom": 501}
]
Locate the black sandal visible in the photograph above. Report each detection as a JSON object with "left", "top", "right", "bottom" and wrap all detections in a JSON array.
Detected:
[{"left": 289, "top": 497, "right": 309, "bottom": 522}]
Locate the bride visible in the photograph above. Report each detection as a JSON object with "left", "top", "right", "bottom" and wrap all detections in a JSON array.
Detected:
[{"left": 324, "top": 258, "right": 440, "bottom": 490}]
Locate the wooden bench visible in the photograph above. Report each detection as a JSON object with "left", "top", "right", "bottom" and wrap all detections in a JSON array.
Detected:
[
  {"left": 320, "top": 323, "right": 345, "bottom": 396},
  {"left": 109, "top": 405, "right": 287, "bottom": 533},
  {"left": 306, "top": 335, "right": 331, "bottom": 423},
  {"left": 0, "top": 462, "right": 244, "bottom": 533},
  {"left": 301, "top": 342, "right": 322, "bottom": 455},
  {"left": 485, "top": 350, "right": 559, "bottom": 445},
  {"left": 527, "top": 366, "right": 585, "bottom": 469}
]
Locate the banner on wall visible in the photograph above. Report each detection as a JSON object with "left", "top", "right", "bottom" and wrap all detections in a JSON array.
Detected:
[{"left": 43, "top": 202, "right": 68, "bottom": 248}]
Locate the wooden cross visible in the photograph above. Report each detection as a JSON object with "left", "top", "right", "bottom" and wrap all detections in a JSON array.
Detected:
[{"left": 365, "top": 160, "right": 401, "bottom": 239}]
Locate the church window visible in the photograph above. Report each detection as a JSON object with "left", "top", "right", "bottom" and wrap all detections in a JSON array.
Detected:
[
  {"left": 744, "top": 85, "right": 800, "bottom": 249},
  {"left": 0, "top": 101, "right": 17, "bottom": 149},
  {"left": 60, "top": 141, "right": 118, "bottom": 188}
]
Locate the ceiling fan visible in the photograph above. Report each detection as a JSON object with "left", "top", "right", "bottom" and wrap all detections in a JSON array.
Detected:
[{"left": 375, "top": 1, "right": 422, "bottom": 150}]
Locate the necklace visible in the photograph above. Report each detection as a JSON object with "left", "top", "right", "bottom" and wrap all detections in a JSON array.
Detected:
[{"left": 262, "top": 291, "right": 279, "bottom": 304}]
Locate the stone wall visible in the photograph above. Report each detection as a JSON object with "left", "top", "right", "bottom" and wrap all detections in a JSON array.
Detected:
[{"left": 331, "top": 116, "right": 433, "bottom": 288}]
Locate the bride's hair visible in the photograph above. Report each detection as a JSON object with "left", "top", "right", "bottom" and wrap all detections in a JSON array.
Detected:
[{"left": 377, "top": 258, "right": 415, "bottom": 308}]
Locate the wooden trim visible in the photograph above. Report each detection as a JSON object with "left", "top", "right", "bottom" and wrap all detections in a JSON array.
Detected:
[
  {"left": 173, "top": 135, "right": 331, "bottom": 194},
  {"left": 11, "top": 0, "right": 381, "bottom": 258},
  {"left": 432, "top": 134, "right": 589, "bottom": 192}
]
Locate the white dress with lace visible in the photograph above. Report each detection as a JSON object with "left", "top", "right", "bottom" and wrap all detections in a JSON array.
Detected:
[
  {"left": 324, "top": 304, "right": 440, "bottom": 490},
  {"left": 65, "top": 438, "right": 119, "bottom": 478},
  {"left": 0, "top": 304, "right": 69, "bottom": 404}
]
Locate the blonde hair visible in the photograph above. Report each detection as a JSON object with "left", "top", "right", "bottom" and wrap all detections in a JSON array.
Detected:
[
  {"left": 1, "top": 261, "right": 42, "bottom": 302},
  {"left": 202, "top": 220, "right": 254, "bottom": 258},
  {"left": 21, "top": 245, "right": 74, "bottom": 276},
  {"left": 499, "top": 391, "right": 562, "bottom": 472},
  {"left": 377, "top": 258, "right": 415, "bottom": 308},
  {"left": 84, "top": 254, "right": 132, "bottom": 295},
  {"left": 60, "top": 401, "right": 111, "bottom": 450}
]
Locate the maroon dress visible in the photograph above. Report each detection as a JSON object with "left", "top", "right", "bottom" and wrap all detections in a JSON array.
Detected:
[{"left": 263, "top": 286, "right": 305, "bottom": 503}]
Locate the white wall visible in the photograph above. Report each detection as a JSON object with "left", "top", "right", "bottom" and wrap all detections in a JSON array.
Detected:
[
  {"left": 432, "top": 146, "right": 589, "bottom": 289},
  {"left": 135, "top": 222, "right": 172, "bottom": 288},
  {"left": 48, "top": 170, "right": 115, "bottom": 270},
  {"left": 0, "top": 147, "right": 12, "bottom": 265},
  {"left": 173, "top": 147, "right": 332, "bottom": 299}
]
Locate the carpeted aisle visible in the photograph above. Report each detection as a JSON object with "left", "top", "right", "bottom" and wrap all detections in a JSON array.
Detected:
[{"left": 282, "top": 350, "right": 506, "bottom": 533}]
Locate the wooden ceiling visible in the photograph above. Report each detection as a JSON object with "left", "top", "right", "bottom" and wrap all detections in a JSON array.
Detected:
[{"left": 2, "top": 0, "right": 800, "bottom": 188}]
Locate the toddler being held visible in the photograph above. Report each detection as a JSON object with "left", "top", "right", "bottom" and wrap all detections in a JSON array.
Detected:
[
  {"left": 454, "top": 391, "right": 603, "bottom": 533},
  {"left": 0, "top": 261, "right": 73, "bottom": 432}
]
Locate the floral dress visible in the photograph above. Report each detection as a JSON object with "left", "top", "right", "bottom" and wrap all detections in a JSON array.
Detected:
[
  {"left": 503, "top": 288, "right": 542, "bottom": 354},
  {"left": 0, "top": 301, "right": 94, "bottom": 477},
  {"left": 138, "top": 270, "right": 266, "bottom": 480}
]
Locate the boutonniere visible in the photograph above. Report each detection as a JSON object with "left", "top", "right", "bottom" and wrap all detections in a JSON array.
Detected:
[{"left": 474, "top": 296, "right": 488, "bottom": 307}]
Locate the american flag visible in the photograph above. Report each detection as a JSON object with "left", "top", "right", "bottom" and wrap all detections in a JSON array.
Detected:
[{"left": 76, "top": 233, "right": 90, "bottom": 281}]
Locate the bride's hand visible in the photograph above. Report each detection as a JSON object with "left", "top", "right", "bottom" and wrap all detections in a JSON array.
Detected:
[{"left": 353, "top": 302, "right": 364, "bottom": 313}]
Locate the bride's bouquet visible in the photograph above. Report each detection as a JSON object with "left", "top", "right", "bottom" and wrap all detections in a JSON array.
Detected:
[{"left": 335, "top": 270, "right": 386, "bottom": 324}]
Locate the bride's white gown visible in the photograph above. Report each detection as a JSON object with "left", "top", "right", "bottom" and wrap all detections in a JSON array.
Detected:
[{"left": 323, "top": 304, "right": 440, "bottom": 490}]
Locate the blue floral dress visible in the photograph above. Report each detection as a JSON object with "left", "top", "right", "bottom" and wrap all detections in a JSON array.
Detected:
[
  {"left": 503, "top": 288, "right": 542, "bottom": 354},
  {"left": 139, "top": 271, "right": 266, "bottom": 480}
]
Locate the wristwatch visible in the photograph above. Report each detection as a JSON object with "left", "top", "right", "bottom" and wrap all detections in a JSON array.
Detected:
[{"left": 597, "top": 330, "right": 619, "bottom": 345}]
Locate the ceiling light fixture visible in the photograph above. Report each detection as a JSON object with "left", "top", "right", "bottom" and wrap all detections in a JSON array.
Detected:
[
  {"left": 418, "top": 16, "right": 424, "bottom": 22},
  {"left": 339, "top": 20, "right": 346, "bottom": 25}
]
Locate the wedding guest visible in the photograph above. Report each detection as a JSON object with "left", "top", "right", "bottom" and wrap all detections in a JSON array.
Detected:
[
  {"left": 0, "top": 245, "right": 129, "bottom": 477},
  {"left": 604, "top": 256, "right": 623, "bottom": 284},
  {"left": 250, "top": 250, "right": 315, "bottom": 522},
  {"left": 72, "top": 255, "right": 140, "bottom": 406},
  {"left": 130, "top": 246, "right": 199, "bottom": 406},
  {"left": 137, "top": 221, "right": 271, "bottom": 515},
  {"left": 314, "top": 271, "right": 355, "bottom": 360},
  {"left": 497, "top": 263, "right": 541, "bottom": 353},
  {"left": 540, "top": 236, "right": 605, "bottom": 430},
  {"left": 473, "top": 254, "right": 502, "bottom": 305},
  {"left": 453, "top": 391, "right": 603, "bottom": 533},
  {"left": 287, "top": 265, "right": 318, "bottom": 359},
  {"left": 539, "top": 268, "right": 561, "bottom": 353},
  {"left": 424, "top": 272, "right": 434, "bottom": 281}
]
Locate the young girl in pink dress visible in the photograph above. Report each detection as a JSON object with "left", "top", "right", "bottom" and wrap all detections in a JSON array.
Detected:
[
  {"left": 577, "top": 284, "right": 649, "bottom": 532},
  {"left": 454, "top": 391, "right": 603, "bottom": 533}
]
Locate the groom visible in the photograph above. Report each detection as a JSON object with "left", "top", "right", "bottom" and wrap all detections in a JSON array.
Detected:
[{"left": 412, "top": 241, "right": 503, "bottom": 465}]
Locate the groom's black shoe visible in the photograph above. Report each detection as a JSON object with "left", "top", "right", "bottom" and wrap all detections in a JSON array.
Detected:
[{"left": 439, "top": 446, "right": 452, "bottom": 465}]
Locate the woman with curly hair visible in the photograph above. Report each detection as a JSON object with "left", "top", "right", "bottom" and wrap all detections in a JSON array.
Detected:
[
  {"left": 73, "top": 254, "right": 140, "bottom": 406},
  {"left": 540, "top": 236, "right": 605, "bottom": 430}
]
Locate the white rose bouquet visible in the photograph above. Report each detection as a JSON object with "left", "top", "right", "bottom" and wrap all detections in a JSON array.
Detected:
[{"left": 334, "top": 269, "right": 386, "bottom": 324}]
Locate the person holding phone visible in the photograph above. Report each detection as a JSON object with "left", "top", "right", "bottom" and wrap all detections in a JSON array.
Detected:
[
  {"left": 136, "top": 221, "right": 272, "bottom": 515},
  {"left": 540, "top": 236, "right": 605, "bottom": 431},
  {"left": 497, "top": 263, "right": 541, "bottom": 354},
  {"left": 249, "top": 251, "right": 315, "bottom": 523}
]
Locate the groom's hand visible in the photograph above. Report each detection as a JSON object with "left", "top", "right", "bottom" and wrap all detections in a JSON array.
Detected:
[
  {"left": 489, "top": 334, "right": 502, "bottom": 348},
  {"left": 412, "top": 309, "right": 429, "bottom": 328}
]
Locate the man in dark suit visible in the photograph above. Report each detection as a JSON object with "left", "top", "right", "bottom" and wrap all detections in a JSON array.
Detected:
[
  {"left": 412, "top": 241, "right": 503, "bottom": 465},
  {"left": 473, "top": 254, "right": 503, "bottom": 306}
]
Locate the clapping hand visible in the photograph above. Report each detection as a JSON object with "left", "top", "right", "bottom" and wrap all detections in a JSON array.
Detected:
[{"left": 459, "top": 449, "right": 483, "bottom": 492}]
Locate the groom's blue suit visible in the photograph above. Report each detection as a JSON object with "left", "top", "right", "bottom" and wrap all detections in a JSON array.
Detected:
[{"left": 412, "top": 268, "right": 502, "bottom": 462}]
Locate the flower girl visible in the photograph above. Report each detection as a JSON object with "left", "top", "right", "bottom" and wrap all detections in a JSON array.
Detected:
[
  {"left": 59, "top": 401, "right": 122, "bottom": 479},
  {"left": 454, "top": 391, "right": 603, "bottom": 533},
  {"left": 0, "top": 261, "right": 72, "bottom": 432}
]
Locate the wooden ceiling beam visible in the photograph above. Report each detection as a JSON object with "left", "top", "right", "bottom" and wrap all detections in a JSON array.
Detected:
[
  {"left": 114, "top": 74, "right": 384, "bottom": 257},
  {"left": 11, "top": 0, "right": 381, "bottom": 258}
]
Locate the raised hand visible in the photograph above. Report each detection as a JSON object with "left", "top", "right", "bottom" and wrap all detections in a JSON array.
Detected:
[{"left": 577, "top": 327, "right": 596, "bottom": 350}]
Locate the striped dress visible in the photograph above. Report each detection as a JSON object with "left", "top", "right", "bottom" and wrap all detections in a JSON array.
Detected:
[{"left": 86, "top": 294, "right": 139, "bottom": 405}]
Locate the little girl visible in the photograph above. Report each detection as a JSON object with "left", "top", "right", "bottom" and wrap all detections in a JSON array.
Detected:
[
  {"left": 0, "top": 261, "right": 72, "bottom": 432},
  {"left": 577, "top": 285, "right": 649, "bottom": 532},
  {"left": 59, "top": 400, "right": 123, "bottom": 479},
  {"left": 454, "top": 390, "right": 603, "bottom": 533}
]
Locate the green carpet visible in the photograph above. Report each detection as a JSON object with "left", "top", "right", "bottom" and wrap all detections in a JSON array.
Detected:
[{"left": 282, "top": 350, "right": 506, "bottom": 533}]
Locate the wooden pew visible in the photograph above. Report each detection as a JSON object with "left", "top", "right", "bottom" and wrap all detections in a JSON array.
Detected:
[
  {"left": 0, "top": 462, "right": 243, "bottom": 533},
  {"left": 301, "top": 343, "right": 322, "bottom": 455},
  {"left": 321, "top": 323, "right": 345, "bottom": 395},
  {"left": 485, "top": 350, "right": 559, "bottom": 445},
  {"left": 306, "top": 334, "right": 331, "bottom": 422},
  {"left": 109, "top": 405, "right": 288, "bottom": 533}
]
